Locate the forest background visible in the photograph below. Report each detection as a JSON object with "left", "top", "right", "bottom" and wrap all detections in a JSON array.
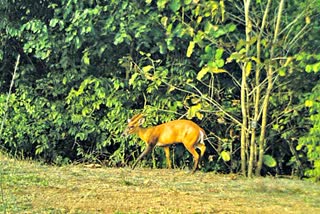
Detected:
[{"left": 0, "top": 0, "right": 319, "bottom": 180}]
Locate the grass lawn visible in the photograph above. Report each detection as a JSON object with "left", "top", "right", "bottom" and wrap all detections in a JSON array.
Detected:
[{"left": 1, "top": 153, "right": 320, "bottom": 213}]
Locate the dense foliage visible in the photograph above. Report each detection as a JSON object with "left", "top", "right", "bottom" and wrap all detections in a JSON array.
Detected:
[{"left": 0, "top": 0, "right": 319, "bottom": 180}]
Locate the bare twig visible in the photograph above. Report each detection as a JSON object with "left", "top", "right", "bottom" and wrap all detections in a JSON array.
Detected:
[{"left": 0, "top": 54, "right": 20, "bottom": 139}]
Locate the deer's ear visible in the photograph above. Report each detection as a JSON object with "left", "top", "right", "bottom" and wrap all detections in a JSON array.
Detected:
[{"left": 138, "top": 117, "right": 145, "bottom": 125}]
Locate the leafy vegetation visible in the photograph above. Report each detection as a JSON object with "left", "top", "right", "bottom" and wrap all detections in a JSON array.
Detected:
[{"left": 0, "top": 0, "right": 320, "bottom": 180}]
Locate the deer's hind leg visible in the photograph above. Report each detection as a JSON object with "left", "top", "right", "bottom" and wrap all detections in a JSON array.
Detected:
[
  {"left": 185, "top": 145, "right": 200, "bottom": 173},
  {"left": 163, "top": 146, "right": 172, "bottom": 169}
]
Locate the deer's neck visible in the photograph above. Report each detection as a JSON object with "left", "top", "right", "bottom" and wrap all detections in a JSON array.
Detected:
[{"left": 137, "top": 126, "right": 154, "bottom": 144}]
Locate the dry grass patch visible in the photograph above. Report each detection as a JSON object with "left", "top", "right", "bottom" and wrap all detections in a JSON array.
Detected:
[{"left": 1, "top": 153, "right": 320, "bottom": 213}]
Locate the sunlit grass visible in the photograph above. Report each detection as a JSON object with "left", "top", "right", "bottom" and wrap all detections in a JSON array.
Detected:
[{"left": 1, "top": 152, "right": 320, "bottom": 213}]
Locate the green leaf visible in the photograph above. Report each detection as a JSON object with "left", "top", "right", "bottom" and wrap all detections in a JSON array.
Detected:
[
  {"left": 273, "top": 124, "right": 279, "bottom": 131},
  {"left": 197, "top": 66, "right": 226, "bottom": 80},
  {"left": 82, "top": 51, "right": 90, "bottom": 65},
  {"left": 196, "top": 112, "right": 204, "bottom": 120},
  {"left": 129, "top": 73, "right": 139, "bottom": 86},
  {"left": 76, "top": 132, "right": 87, "bottom": 141},
  {"left": 158, "top": 42, "right": 167, "bottom": 54},
  {"left": 215, "top": 59, "right": 224, "bottom": 68},
  {"left": 296, "top": 143, "right": 303, "bottom": 151},
  {"left": 312, "top": 62, "right": 320, "bottom": 73},
  {"left": 305, "top": 100, "right": 313, "bottom": 107},
  {"left": 169, "top": 0, "right": 181, "bottom": 12},
  {"left": 205, "top": 45, "right": 212, "bottom": 54},
  {"left": 186, "top": 41, "right": 195, "bottom": 58},
  {"left": 204, "top": 22, "right": 214, "bottom": 34},
  {"left": 187, "top": 103, "right": 201, "bottom": 119},
  {"left": 278, "top": 68, "right": 286, "bottom": 77},
  {"left": 35, "top": 144, "right": 47, "bottom": 155},
  {"left": 221, "top": 151, "right": 231, "bottom": 162},
  {"left": 197, "top": 66, "right": 209, "bottom": 81},
  {"left": 227, "top": 51, "right": 244, "bottom": 63},
  {"left": 236, "top": 39, "right": 246, "bottom": 51},
  {"left": 306, "top": 64, "right": 312, "bottom": 73},
  {"left": 263, "top": 155, "right": 277, "bottom": 168},
  {"left": 49, "top": 18, "right": 59, "bottom": 27},
  {"left": 245, "top": 61, "right": 252, "bottom": 77},
  {"left": 212, "top": 68, "right": 226, "bottom": 74},
  {"left": 227, "top": 24, "right": 237, "bottom": 32},
  {"left": 62, "top": 77, "right": 67, "bottom": 85},
  {"left": 215, "top": 48, "right": 224, "bottom": 59},
  {"left": 160, "top": 16, "right": 168, "bottom": 27},
  {"left": 157, "top": 0, "right": 168, "bottom": 10},
  {"left": 142, "top": 65, "right": 153, "bottom": 73}
]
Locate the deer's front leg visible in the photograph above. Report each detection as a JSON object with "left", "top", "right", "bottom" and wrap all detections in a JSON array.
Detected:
[
  {"left": 132, "top": 144, "right": 155, "bottom": 169},
  {"left": 163, "top": 146, "right": 172, "bottom": 169}
]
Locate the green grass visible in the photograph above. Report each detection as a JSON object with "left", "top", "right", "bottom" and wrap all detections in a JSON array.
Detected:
[{"left": 1, "top": 152, "right": 320, "bottom": 213}]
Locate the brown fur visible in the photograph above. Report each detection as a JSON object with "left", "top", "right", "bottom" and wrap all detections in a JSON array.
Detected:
[{"left": 123, "top": 114, "right": 206, "bottom": 173}]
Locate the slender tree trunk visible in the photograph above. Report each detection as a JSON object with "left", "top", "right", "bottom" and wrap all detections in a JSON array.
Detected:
[
  {"left": 248, "top": 0, "right": 272, "bottom": 178},
  {"left": 248, "top": 127, "right": 256, "bottom": 177},
  {"left": 256, "top": 0, "right": 285, "bottom": 176},
  {"left": 241, "top": 0, "right": 251, "bottom": 176},
  {"left": 240, "top": 76, "right": 248, "bottom": 176}
]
